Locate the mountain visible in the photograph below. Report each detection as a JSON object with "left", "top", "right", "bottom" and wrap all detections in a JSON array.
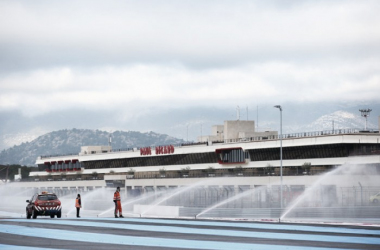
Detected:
[
  {"left": 0, "top": 129, "right": 185, "bottom": 166},
  {"left": 289, "top": 110, "right": 378, "bottom": 133}
]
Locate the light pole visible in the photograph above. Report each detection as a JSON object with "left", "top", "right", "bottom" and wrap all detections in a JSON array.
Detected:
[
  {"left": 201, "top": 124, "right": 203, "bottom": 141},
  {"left": 186, "top": 124, "right": 189, "bottom": 142},
  {"left": 359, "top": 109, "right": 372, "bottom": 131},
  {"left": 274, "top": 105, "right": 283, "bottom": 209}
]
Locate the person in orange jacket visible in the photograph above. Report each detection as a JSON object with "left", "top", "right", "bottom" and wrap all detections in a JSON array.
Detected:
[
  {"left": 75, "top": 194, "right": 82, "bottom": 218},
  {"left": 113, "top": 187, "right": 124, "bottom": 218}
]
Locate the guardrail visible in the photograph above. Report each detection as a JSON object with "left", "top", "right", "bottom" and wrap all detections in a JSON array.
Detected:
[{"left": 223, "top": 128, "right": 379, "bottom": 144}]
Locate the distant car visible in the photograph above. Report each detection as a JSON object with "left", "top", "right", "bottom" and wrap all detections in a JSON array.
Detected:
[
  {"left": 370, "top": 192, "right": 380, "bottom": 204},
  {"left": 26, "top": 192, "right": 62, "bottom": 219}
]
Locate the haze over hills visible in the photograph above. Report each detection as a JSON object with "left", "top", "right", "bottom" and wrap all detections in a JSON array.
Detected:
[
  {"left": 2, "top": 103, "right": 380, "bottom": 151},
  {"left": 0, "top": 129, "right": 184, "bottom": 167},
  {"left": 0, "top": 109, "right": 379, "bottom": 167},
  {"left": 284, "top": 110, "right": 378, "bottom": 134}
]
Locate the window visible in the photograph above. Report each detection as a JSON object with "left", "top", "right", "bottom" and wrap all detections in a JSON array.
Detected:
[{"left": 38, "top": 194, "right": 58, "bottom": 201}]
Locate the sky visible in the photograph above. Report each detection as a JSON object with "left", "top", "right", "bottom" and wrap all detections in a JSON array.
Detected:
[{"left": 0, "top": 0, "right": 380, "bottom": 149}]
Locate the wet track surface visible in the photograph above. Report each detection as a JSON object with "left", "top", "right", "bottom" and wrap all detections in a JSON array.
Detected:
[{"left": 0, "top": 217, "right": 380, "bottom": 250}]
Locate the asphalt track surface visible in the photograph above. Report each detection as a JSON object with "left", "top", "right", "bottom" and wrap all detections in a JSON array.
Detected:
[{"left": 0, "top": 217, "right": 380, "bottom": 250}]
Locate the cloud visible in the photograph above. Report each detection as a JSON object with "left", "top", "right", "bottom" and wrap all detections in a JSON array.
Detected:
[
  {"left": 0, "top": 59, "right": 379, "bottom": 117},
  {"left": 0, "top": 0, "right": 379, "bottom": 70}
]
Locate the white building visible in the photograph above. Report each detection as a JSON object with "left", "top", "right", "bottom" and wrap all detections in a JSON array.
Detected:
[{"left": 197, "top": 120, "right": 278, "bottom": 143}]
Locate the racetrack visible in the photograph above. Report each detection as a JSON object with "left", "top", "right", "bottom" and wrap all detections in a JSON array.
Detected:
[{"left": 0, "top": 217, "right": 380, "bottom": 250}]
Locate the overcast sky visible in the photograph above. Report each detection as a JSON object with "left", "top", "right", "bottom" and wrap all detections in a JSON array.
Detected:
[{"left": 0, "top": 0, "right": 380, "bottom": 148}]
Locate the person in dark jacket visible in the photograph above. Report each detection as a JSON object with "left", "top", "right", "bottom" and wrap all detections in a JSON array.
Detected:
[{"left": 75, "top": 194, "right": 82, "bottom": 218}]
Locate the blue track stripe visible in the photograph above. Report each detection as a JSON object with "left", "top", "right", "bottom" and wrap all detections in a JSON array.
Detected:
[
  {"left": 3, "top": 219, "right": 380, "bottom": 245},
  {"left": 0, "top": 244, "right": 63, "bottom": 250},
  {"left": 86, "top": 217, "right": 380, "bottom": 236},
  {"left": 0, "top": 224, "right": 359, "bottom": 250}
]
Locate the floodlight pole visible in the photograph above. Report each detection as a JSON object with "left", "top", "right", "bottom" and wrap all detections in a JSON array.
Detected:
[
  {"left": 274, "top": 105, "right": 283, "bottom": 209},
  {"left": 359, "top": 109, "right": 372, "bottom": 131},
  {"left": 201, "top": 124, "right": 203, "bottom": 141}
]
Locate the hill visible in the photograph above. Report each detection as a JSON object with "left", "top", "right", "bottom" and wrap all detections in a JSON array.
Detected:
[{"left": 0, "top": 129, "right": 184, "bottom": 166}]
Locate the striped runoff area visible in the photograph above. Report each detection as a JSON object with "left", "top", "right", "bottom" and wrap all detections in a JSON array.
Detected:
[{"left": 0, "top": 218, "right": 379, "bottom": 250}]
